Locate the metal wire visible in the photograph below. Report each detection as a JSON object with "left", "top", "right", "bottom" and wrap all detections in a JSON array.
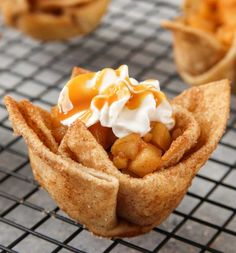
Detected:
[{"left": 0, "top": 0, "right": 235, "bottom": 252}]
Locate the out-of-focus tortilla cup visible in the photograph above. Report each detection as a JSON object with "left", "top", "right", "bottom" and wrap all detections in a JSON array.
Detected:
[
  {"left": 0, "top": 0, "right": 110, "bottom": 41},
  {"left": 162, "top": 0, "right": 236, "bottom": 93}
]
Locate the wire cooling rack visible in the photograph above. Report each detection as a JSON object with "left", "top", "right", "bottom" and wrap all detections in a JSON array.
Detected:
[{"left": 0, "top": 0, "right": 235, "bottom": 252}]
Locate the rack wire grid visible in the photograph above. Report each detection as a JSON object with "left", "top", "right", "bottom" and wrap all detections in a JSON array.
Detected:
[{"left": 0, "top": 0, "right": 235, "bottom": 252}]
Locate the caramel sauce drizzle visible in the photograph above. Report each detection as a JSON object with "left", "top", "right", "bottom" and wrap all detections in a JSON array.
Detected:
[{"left": 58, "top": 67, "right": 166, "bottom": 123}]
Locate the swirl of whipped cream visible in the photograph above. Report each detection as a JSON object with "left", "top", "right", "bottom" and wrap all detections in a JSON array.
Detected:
[{"left": 58, "top": 65, "right": 175, "bottom": 138}]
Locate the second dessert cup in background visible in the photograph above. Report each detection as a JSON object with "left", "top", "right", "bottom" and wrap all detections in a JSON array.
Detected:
[
  {"left": 162, "top": 0, "right": 236, "bottom": 93},
  {"left": 0, "top": 0, "right": 110, "bottom": 40}
]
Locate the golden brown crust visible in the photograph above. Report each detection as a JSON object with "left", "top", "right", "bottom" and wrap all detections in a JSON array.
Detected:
[
  {"left": 161, "top": 104, "right": 200, "bottom": 168},
  {"left": 4, "top": 77, "right": 230, "bottom": 237},
  {"left": 0, "top": 0, "right": 110, "bottom": 40}
]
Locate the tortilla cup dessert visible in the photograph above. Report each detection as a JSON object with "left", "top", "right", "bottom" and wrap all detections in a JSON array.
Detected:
[
  {"left": 0, "top": 0, "right": 110, "bottom": 41},
  {"left": 162, "top": 0, "right": 236, "bottom": 93},
  {"left": 4, "top": 65, "right": 230, "bottom": 238}
]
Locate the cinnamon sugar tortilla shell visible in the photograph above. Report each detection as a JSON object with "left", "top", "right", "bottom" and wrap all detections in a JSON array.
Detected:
[
  {"left": 17, "top": 99, "right": 67, "bottom": 146},
  {"left": 162, "top": 21, "right": 236, "bottom": 93},
  {"left": 4, "top": 79, "right": 230, "bottom": 237},
  {"left": 4, "top": 96, "right": 151, "bottom": 238},
  {"left": 17, "top": 100, "right": 59, "bottom": 153},
  {"left": 29, "top": 152, "right": 151, "bottom": 238},
  {"left": 161, "top": 104, "right": 200, "bottom": 168}
]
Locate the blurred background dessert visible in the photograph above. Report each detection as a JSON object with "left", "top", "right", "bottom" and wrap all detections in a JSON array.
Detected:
[
  {"left": 163, "top": 0, "right": 236, "bottom": 93},
  {"left": 0, "top": 0, "right": 110, "bottom": 40}
]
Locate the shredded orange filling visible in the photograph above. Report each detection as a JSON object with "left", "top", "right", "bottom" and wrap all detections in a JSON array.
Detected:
[{"left": 185, "top": 0, "right": 236, "bottom": 48}]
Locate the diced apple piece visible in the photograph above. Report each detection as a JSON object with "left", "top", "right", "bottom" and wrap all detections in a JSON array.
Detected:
[
  {"left": 113, "top": 156, "right": 128, "bottom": 169},
  {"left": 89, "top": 122, "right": 116, "bottom": 149},
  {"left": 151, "top": 122, "right": 171, "bottom": 151},
  {"left": 111, "top": 133, "right": 142, "bottom": 160},
  {"left": 143, "top": 132, "right": 152, "bottom": 142},
  {"left": 128, "top": 143, "right": 162, "bottom": 177}
]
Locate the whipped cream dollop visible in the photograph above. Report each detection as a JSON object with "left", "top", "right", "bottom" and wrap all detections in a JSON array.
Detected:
[{"left": 58, "top": 65, "right": 175, "bottom": 138}]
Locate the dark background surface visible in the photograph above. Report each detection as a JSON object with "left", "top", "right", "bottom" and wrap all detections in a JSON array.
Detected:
[{"left": 0, "top": 0, "right": 235, "bottom": 252}]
